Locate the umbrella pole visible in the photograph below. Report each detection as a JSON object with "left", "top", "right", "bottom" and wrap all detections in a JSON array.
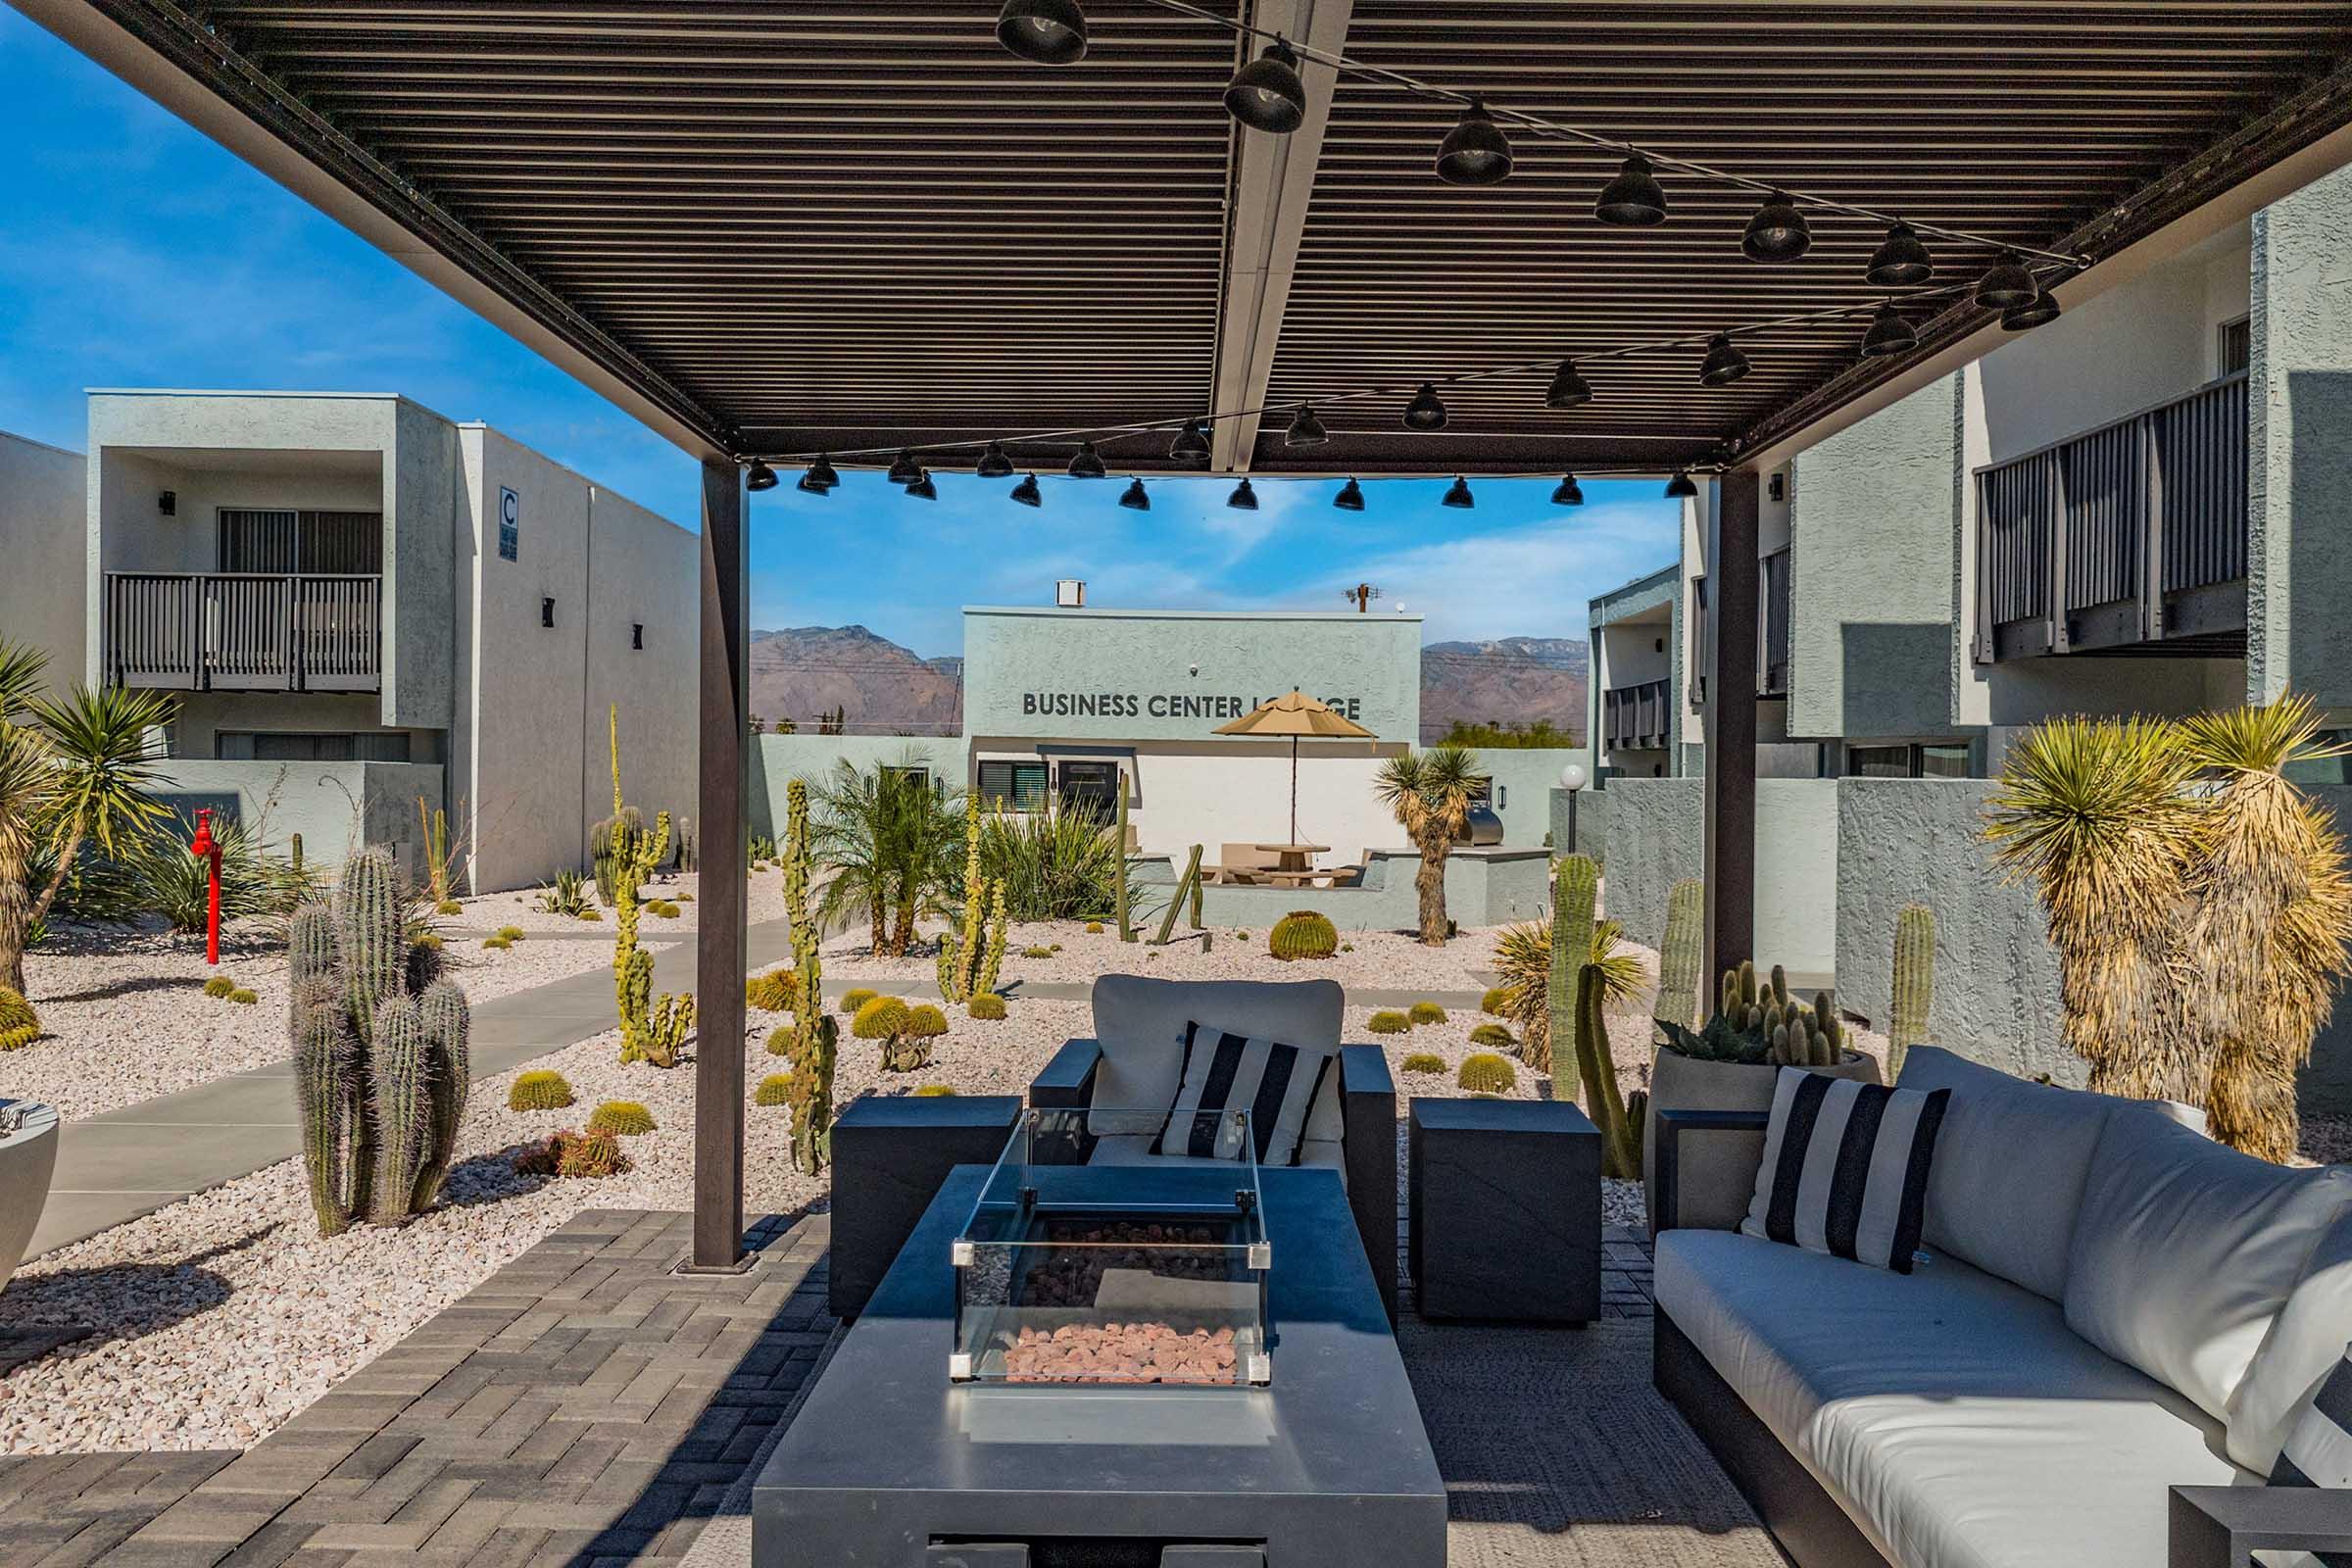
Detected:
[{"left": 1290, "top": 735, "right": 1299, "bottom": 845}]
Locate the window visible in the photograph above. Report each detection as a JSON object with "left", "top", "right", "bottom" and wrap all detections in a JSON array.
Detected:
[
  {"left": 218, "top": 509, "right": 383, "bottom": 574},
  {"left": 1848, "top": 742, "right": 1975, "bottom": 779},
  {"left": 1056, "top": 760, "right": 1121, "bottom": 819},
  {"left": 2219, "top": 316, "right": 2251, "bottom": 377},
  {"left": 976, "top": 760, "right": 1049, "bottom": 811},
  {"left": 216, "top": 731, "right": 412, "bottom": 762},
  {"left": 882, "top": 764, "right": 931, "bottom": 793},
  {"left": 1920, "top": 743, "right": 1973, "bottom": 779}
]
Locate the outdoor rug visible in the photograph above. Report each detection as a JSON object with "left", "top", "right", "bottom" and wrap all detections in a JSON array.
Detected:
[{"left": 687, "top": 1317, "right": 1779, "bottom": 1567}]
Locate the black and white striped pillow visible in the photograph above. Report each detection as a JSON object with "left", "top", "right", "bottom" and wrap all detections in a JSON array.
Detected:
[
  {"left": 2269, "top": 1345, "right": 2352, "bottom": 1566},
  {"left": 1153, "top": 1021, "right": 1332, "bottom": 1166},
  {"left": 1740, "top": 1069, "right": 1949, "bottom": 1275}
]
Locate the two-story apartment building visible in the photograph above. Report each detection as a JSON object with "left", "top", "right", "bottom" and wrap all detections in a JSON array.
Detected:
[{"left": 54, "top": 390, "right": 699, "bottom": 892}]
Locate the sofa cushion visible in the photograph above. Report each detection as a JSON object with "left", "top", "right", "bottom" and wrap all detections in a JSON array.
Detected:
[
  {"left": 2235, "top": 1206, "right": 2352, "bottom": 1472},
  {"left": 1658, "top": 1227, "right": 2242, "bottom": 1568},
  {"left": 1152, "top": 1022, "right": 1330, "bottom": 1165},
  {"left": 1738, "top": 1069, "right": 1948, "bottom": 1274},
  {"left": 1091, "top": 1133, "right": 1344, "bottom": 1179},
  {"left": 1893, "top": 1046, "right": 2114, "bottom": 1301},
  {"left": 2064, "top": 1105, "right": 2352, "bottom": 1424},
  {"left": 1089, "top": 976, "right": 1345, "bottom": 1143}
]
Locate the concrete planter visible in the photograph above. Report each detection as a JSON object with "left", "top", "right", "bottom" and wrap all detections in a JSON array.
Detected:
[
  {"left": 0, "top": 1101, "right": 58, "bottom": 1292},
  {"left": 1641, "top": 1049, "right": 1882, "bottom": 1236}
]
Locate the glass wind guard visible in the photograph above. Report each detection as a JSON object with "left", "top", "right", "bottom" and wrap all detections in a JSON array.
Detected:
[{"left": 951, "top": 1106, "right": 1272, "bottom": 1386}]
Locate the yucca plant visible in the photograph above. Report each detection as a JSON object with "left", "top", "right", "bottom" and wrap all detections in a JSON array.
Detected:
[
  {"left": 1372, "top": 745, "right": 1482, "bottom": 945},
  {"left": 1490, "top": 913, "right": 1643, "bottom": 1072}
]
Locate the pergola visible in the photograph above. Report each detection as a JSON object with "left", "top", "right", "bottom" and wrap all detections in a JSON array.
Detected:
[{"left": 21, "top": 0, "right": 2352, "bottom": 1265}]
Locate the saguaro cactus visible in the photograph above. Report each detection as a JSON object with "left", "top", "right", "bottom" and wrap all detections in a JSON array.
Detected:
[
  {"left": 1656, "top": 878, "right": 1704, "bottom": 1031},
  {"left": 1549, "top": 855, "right": 1598, "bottom": 1103},
  {"left": 1114, "top": 770, "right": 1137, "bottom": 942},
  {"left": 606, "top": 707, "right": 693, "bottom": 1066},
  {"left": 1888, "top": 903, "right": 1936, "bottom": 1078},
  {"left": 779, "top": 777, "right": 836, "bottom": 1174},
  {"left": 938, "top": 796, "right": 1004, "bottom": 1005},
  {"left": 289, "top": 847, "right": 469, "bottom": 1235}
]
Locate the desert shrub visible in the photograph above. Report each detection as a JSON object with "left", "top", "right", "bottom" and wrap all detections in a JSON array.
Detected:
[
  {"left": 1479, "top": 986, "right": 1511, "bottom": 1016},
  {"left": 1469, "top": 1022, "right": 1515, "bottom": 1049},
  {"left": 1408, "top": 1000, "right": 1446, "bottom": 1025},
  {"left": 496, "top": 925, "right": 525, "bottom": 942},
  {"left": 840, "top": 987, "right": 878, "bottom": 1014},
  {"left": 587, "top": 1101, "right": 657, "bottom": 1136},
  {"left": 482, "top": 935, "right": 512, "bottom": 950},
  {"left": 1366, "top": 1009, "right": 1410, "bottom": 1035},
  {"left": 968, "top": 993, "right": 1007, "bottom": 1021},
  {"left": 57, "top": 809, "right": 308, "bottom": 930},
  {"left": 437, "top": 900, "right": 464, "bottom": 916},
  {"left": 956, "top": 807, "right": 1135, "bottom": 923},
  {"left": 1400, "top": 1052, "right": 1446, "bottom": 1075},
  {"left": 1457, "top": 1053, "right": 1517, "bottom": 1093},
  {"left": 227, "top": 988, "right": 258, "bottom": 1004},
  {"left": 914, "top": 1084, "right": 956, "bottom": 1098},
  {"left": 203, "top": 976, "right": 236, "bottom": 999},
  {"left": 754, "top": 1073, "right": 792, "bottom": 1106},
  {"left": 508, "top": 1070, "right": 575, "bottom": 1111}
]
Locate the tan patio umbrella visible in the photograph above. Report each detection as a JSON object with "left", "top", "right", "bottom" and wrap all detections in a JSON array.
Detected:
[{"left": 1213, "top": 689, "right": 1376, "bottom": 845}]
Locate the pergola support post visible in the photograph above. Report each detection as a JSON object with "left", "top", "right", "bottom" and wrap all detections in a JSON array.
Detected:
[
  {"left": 692, "top": 457, "right": 749, "bottom": 1270},
  {"left": 1701, "top": 467, "right": 1759, "bottom": 983}
]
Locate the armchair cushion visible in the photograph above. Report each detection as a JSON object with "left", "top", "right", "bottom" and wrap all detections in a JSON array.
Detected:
[{"left": 1087, "top": 976, "right": 1345, "bottom": 1144}]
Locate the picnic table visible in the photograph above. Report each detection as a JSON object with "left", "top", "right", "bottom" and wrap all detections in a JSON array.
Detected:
[{"left": 1254, "top": 841, "right": 1330, "bottom": 872}]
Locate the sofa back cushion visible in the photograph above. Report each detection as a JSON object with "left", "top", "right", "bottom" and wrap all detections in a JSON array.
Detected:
[
  {"left": 2230, "top": 1200, "right": 2352, "bottom": 1472},
  {"left": 2064, "top": 1105, "right": 2352, "bottom": 1422},
  {"left": 1893, "top": 1047, "right": 2114, "bottom": 1300},
  {"left": 1089, "top": 976, "right": 1345, "bottom": 1142}
]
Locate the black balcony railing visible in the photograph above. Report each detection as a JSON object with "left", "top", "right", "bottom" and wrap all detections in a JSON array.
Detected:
[
  {"left": 1602, "top": 678, "right": 1672, "bottom": 753},
  {"left": 1974, "top": 371, "right": 2247, "bottom": 662},
  {"left": 106, "top": 572, "right": 382, "bottom": 693},
  {"left": 1760, "top": 547, "right": 1791, "bottom": 696}
]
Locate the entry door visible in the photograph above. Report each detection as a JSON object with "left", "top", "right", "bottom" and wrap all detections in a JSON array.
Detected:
[{"left": 1057, "top": 760, "right": 1120, "bottom": 820}]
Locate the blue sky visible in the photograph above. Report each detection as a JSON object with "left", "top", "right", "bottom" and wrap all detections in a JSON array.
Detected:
[{"left": 0, "top": 11, "right": 1680, "bottom": 660}]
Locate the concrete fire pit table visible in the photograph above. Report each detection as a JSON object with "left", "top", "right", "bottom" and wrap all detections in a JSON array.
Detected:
[
  {"left": 0, "top": 1100, "right": 59, "bottom": 1291},
  {"left": 754, "top": 1163, "right": 1445, "bottom": 1567}
]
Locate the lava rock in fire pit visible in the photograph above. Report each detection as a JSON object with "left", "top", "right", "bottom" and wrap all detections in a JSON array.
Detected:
[
  {"left": 1021, "top": 1220, "right": 1231, "bottom": 1308},
  {"left": 1004, "top": 1322, "right": 1241, "bottom": 1384}
]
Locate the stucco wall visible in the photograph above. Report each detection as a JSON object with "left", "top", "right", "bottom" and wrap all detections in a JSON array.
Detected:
[
  {"left": 1473, "top": 749, "right": 1588, "bottom": 847},
  {"left": 1161, "top": 848, "right": 1552, "bottom": 934},
  {"left": 1788, "top": 375, "right": 1962, "bottom": 741},
  {"left": 386, "top": 401, "right": 457, "bottom": 730},
  {"left": 0, "top": 431, "right": 87, "bottom": 690},
  {"left": 2249, "top": 163, "right": 2352, "bottom": 710},
  {"left": 750, "top": 734, "right": 971, "bottom": 842},
  {"left": 1549, "top": 785, "right": 1604, "bottom": 862},
  {"left": 1593, "top": 777, "right": 1837, "bottom": 976},
  {"left": 150, "top": 760, "right": 444, "bottom": 883},
  {"left": 582, "top": 466, "right": 698, "bottom": 861}
]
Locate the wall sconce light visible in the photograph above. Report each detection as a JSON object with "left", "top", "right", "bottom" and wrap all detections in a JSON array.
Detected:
[
  {"left": 541, "top": 597, "right": 555, "bottom": 628},
  {"left": 159, "top": 490, "right": 176, "bottom": 516},
  {"left": 631, "top": 622, "right": 644, "bottom": 651}
]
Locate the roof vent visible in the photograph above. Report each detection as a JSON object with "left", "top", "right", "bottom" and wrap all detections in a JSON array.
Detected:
[{"left": 1054, "top": 579, "right": 1085, "bottom": 608}]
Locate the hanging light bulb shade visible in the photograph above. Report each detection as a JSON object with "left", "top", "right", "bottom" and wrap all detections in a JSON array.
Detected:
[
  {"left": 1168, "top": 418, "right": 1211, "bottom": 466},
  {"left": 1402, "top": 381, "right": 1448, "bottom": 431},
  {"left": 1117, "top": 476, "right": 1151, "bottom": 512},
  {"left": 1594, "top": 154, "right": 1667, "bottom": 226},
  {"left": 1664, "top": 470, "right": 1698, "bottom": 500},
  {"left": 1976, "top": 250, "right": 2040, "bottom": 311},
  {"left": 745, "top": 460, "right": 778, "bottom": 493},
  {"left": 1227, "top": 478, "right": 1259, "bottom": 512},
  {"left": 1284, "top": 405, "right": 1328, "bottom": 447},
  {"left": 1441, "top": 475, "right": 1475, "bottom": 510},
  {"left": 1860, "top": 302, "right": 1917, "bottom": 359},
  {"left": 996, "top": 0, "right": 1087, "bottom": 64},
  {"left": 887, "top": 448, "right": 923, "bottom": 486},
  {"left": 1009, "top": 472, "right": 1043, "bottom": 508},
  {"left": 1333, "top": 477, "right": 1365, "bottom": 513},
  {"left": 975, "top": 440, "right": 1014, "bottom": 478},
  {"left": 808, "top": 454, "right": 840, "bottom": 488},
  {"left": 1545, "top": 359, "right": 1594, "bottom": 411},
  {"left": 1699, "top": 332, "right": 1751, "bottom": 387},
  {"left": 905, "top": 469, "right": 938, "bottom": 501},
  {"left": 1550, "top": 473, "right": 1585, "bottom": 507},
  {"left": 1224, "top": 36, "right": 1305, "bottom": 134},
  {"left": 797, "top": 467, "right": 833, "bottom": 495},
  {"left": 1435, "top": 100, "right": 1512, "bottom": 185},
  {"left": 2002, "top": 292, "right": 2062, "bottom": 330},
  {"left": 1866, "top": 220, "right": 1934, "bottom": 287},
  {"left": 1066, "top": 441, "right": 1106, "bottom": 479},
  {"left": 1741, "top": 190, "right": 1811, "bottom": 264}
]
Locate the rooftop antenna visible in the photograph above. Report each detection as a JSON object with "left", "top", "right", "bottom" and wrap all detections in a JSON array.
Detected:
[{"left": 1342, "top": 583, "right": 1382, "bottom": 613}]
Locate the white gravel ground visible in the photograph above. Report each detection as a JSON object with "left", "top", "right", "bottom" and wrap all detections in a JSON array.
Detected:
[
  {"left": 3, "top": 916, "right": 660, "bottom": 1124},
  {"left": 453, "top": 868, "right": 787, "bottom": 934}
]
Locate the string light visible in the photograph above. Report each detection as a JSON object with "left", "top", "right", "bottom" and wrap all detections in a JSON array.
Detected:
[
  {"left": 1976, "top": 251, "right": 2040, "bottom": 311},
  {"left": 1067, "top": 440, "right": 1107, "bottom": 478},
  {"left": 976, "top": 440, "right": 1014, "bottom": 478},
  {"left": 1699, "top": 332, "right": 1752, "bottom": 387},
  {"left": 1227, "top": 477, "right": 1259, "bottom": 512},
  {"left": 1551, "top": 474, "right": 1585, "bottom": 506},
  {"left": 1546, "top": 360, "right": 1594, "bottom": 410},
  {"left": 996, "top": 0, "right": 1087, "bottom": 64},
  {"left": 1435, "top": 101, "right": 1511, "bottom": 185},
  {"left": 1866, "top": 220, "right": 1935, "bottom": 287},
  {"left": 904, "top": 468, "right": 938, "bottom": 500},
  {"left": 886, "top": 449, "right": 922, "bottom": 485},
  {"left": 1168, "top": 418, "right": 1211, "bottom": 465},
  {"left": 1442, "top": 475, "right": 1475, "bottom": 509},
  {"left": 745, "top": 460, "right": 778, "bottom": 492},
  {"left": 1333, "top": 477, "right": 1366, "bottom": 512},
  {"left": 1664, "top": 471, "right": 1699, "bottom": 499},
  {"left": 1009, "top": 472, "right": 1044, "bottom": 507},
  {"left": 1402, "top": 382, "right": 1448, "bottom": 430},
  {"left": 1118, "top": 475, "right": 1152, "bottom": 511},
  {"left": 1285, "top": 406, "right": 1329, "bottom": 447},
  {"left": 1860, "top": 303, "right": 1917, "bottom": 358},
  {"left": 1225, "top": 36, "right": 1305, "bottom": 133},
  {"left": 1741, "top": 191, "right": 1811, "bottom": 264}
]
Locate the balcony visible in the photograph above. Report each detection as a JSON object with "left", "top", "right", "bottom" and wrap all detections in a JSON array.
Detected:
[
  {"left": 1760, "top": 547, "right": 1791, "bottom": 696},
  {"left": 1602, "top": 678, "right": 1672, "bottom": 752},
  {"left": 1973, "top": 371, "right": 2247, "bottom": 662},
  {"left": 106, "top": 572, "right": 381, "bottom": 693}
]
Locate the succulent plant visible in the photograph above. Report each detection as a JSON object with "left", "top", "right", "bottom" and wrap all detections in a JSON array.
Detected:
[
  {"left": 968, "top": 992, "right": 1007, "bottom": 1021},
  {"left": 587, "top": 1100, "right": 657, "bottom": 1136},
  {"left": 755, "top": 1073, "right": 794, "bottom": 1106},
  {"left": 1408, "top": 1000, "right": 1447, "bottom": 1026},
  {"left": 228, "top": 988, "right": 259, "bottom": 1004},
  {"left": 1479, "top": 986, "right": 1511, "bottom": 1016},
  {"left": 482, "top": 935, "right": 510, "bottom": 951},
  {"left": 496, "top": 925, "right": 524, "bottom": 942},
  {"left": 1399, "top": 1052, "right": 1446, "bottom": 1075},
  {"left": 1366, "top": 1009, "right": 1410, "bottom": 1035},
  {"left": 204, "top": 976, "right": 237, "bottom": 999},
  {"left": 840, "top": 987, "right": 878, "bottom": 1014},
  {"left": 914, "top": 1084, "right": 956, "bottom": 1098},
  {"left": 852, "top": 995, "right": 909, "bottom": 1039},
  {"left": 1085, "top": 920, "right": 1104, "bottom": 934},
  {"left": 604, "top": 708, "right": 691, "bottom": 1069},
  {"left": 1550, "top": 855, "right": 1598, "bottom": 1103},
  {"left": 1889, "top": 903, "right": 1935, "bottom": 1077},
  {"left": 0, "top": 986, "right": 39, "bottom": 1052},
  {"left": 746, "top": 968, "right": 801, "bottom": 1013},
  {"left": 509, "top": 1069, "right": 575, "bottom": 1111},
  {"left": 1657, "top": 878, "right": 1705, "bottom": 1032},
  {"left": 1457, "top": 1052, "right": 1517, "bottom": 1093},
  {"left": 514, "top": 1127, "right": 629, "bottom": 1178},
  {"left": 1269, "top": 909, "right": 1339, "bottom": 962},
  {"left": 938, "top": 796, "right": 1007, "bottom": 1005},
  {"left": 1468, "top": 1021, "right": 1514, "bottom": 1049},
  {"left": 776, "top": 777, "right": 835, "bottom": 1174},
  {"left": 1020, "top": 946, "right": 1054, "bottom": 959}
]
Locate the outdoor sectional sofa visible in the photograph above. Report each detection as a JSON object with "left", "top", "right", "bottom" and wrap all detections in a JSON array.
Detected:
[
  {"left": 1651, "top": 1045, "right": 2352, "bottom": 1568},
  {"left": 1030, "top": 974, "right": 1398, "bottom": 1321}
]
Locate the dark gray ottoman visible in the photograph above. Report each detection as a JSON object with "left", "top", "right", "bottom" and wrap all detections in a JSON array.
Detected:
[
  {"left": 829, "top": 1093, "right": 1022, "bottom": 1321},
  {"left": 1408, "top": 1097, "right": 1601, "bottom": 1323}
]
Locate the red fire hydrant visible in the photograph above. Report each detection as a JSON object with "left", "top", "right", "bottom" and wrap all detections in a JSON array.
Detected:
[{"left": 190, "top": 808, "right": 222, "bottom": 966}]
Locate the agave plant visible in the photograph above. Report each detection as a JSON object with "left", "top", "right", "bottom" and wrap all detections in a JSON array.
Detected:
[
  {"left": 1491, "top": 913, "right": 1643, "bottom": 1072},
  {"left": 1373, "top": 745, "right": 1482, "bottom": 945}
]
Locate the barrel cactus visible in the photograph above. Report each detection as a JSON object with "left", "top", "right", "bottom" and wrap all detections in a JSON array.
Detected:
[
  {"left": 1457, "top": 1052, "right": 1518, "bottom": 1093},
  {"left": 1400, "top": 1052, "right": 1446, "bottom": 1075},
  {"left": 587, "top": 1100, "right": 657, "bottom": 1136},
  {"left": 1268, "top": 909, "right": 1339, "bottom": 962},
  {"left": 0, "top": 986, "right": 37, "bottom": 1052},
  {"left": 1468, "top": 1021, "right": 1514, "bottom": 1049},
  {"left": 289, "top": 847, "right": 470, "bottom": 1235},
  {"left": 1366, "top": 1009, "right": 1410, "bottom": 1035},
  {"left": 968, "top": 992, "right": 1007, "bottom": 1021},
  {"left": 508, "top": 1069, "right": 575, "bottom": 1110},
  {"left": 1408, "top": 1000, "right": 1447, "bottom": 1025}
]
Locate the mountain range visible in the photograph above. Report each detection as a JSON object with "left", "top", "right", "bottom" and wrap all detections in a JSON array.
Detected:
[{"left": 746, "top": 624, "right": 1586, "bottom": 742}]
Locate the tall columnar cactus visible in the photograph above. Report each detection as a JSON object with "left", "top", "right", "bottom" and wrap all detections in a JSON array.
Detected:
[
  {"left": 1657, "top": 878, "right": 1705, "bottom": 1031},
  {"left": 417, "top": 798, "right": 455, "bottom": 909},
  {"left": 606, "top": 707, "right": 690, "bottom": 1067},
  {"left": 977, "top": 882, "right": 1007, "bottom": 998},
  {"left": 1888, "top": 903, "right": 1936, "bottom": 1078},
  {"left": 1549, "top": 855, "right": 1598, "bottom": 1103},
  {"left": 1572, "top": 965, "right": 1641, "bottom": 1178},
  {"left": 938, "top": 796, "right": 1004, "bottom": 1004},
  {"left": 779, "top": 777, "right": 835, "bottom": 1173},
  {"left": 288, "top": 847, "right": 469, "bottom": 1236},
  {"left": 1114, "top": 771, "right": 1137, "bottom": 942}
]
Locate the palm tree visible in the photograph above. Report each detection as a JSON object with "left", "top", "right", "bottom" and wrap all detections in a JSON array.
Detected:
[
  {"left": 1373, "top": 745, "right": 1481, "bottom": 945},
  {"left": 808, "top": 757, "right": 962, "bottom": 957},
  {"left": 0, "top": 638, "right": 176, "bottom": 994}
]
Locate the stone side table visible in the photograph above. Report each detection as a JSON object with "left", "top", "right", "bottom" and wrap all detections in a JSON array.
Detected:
[
  {"left": 1408, "top": 1097, "right": 1600, "bottom": 1324},
  {"left": 0, "top": 1100, "right": 58, "bottom": 1292},
  {"left": 828, "top": 1094, "right": 1021, "bottom": 1321}
]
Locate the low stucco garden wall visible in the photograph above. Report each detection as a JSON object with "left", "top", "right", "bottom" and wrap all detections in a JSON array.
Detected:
[
  {"left": 152, "top": 760, "right": 445, "bottom": 885},
  {"left": 1595, "top": 777, "right": 1837, "bottom": 977},
  {"left": 1136, "top": 847, "right": 1554, "bottom": 935}
]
